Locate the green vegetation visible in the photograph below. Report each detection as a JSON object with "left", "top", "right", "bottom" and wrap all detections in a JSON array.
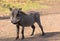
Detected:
[{"left": 0, "top": 0, "right": 51, "bottom": 15}]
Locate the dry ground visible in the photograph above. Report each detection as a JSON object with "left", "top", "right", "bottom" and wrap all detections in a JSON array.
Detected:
[
  {"left": 1, "top": 1, "right": 60, "bottom": 41},
  {"left": 0, "top": 10, "right": 60, "bottom": 41}
]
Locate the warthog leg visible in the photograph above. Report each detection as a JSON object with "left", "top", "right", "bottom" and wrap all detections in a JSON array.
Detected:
[
  {"left": 39, "top": 24, "right": 45, "bottom": 36},
  {"left": 21, "top": 26, "right": 25, "bottom": 40},
  {"left": 16, "top": 25, "right": 20, "bottom": 40},
  {"left": 31, "top": 25, "right": 35, "bottom": 36},
  {"left": 36, "top": 19, "right": 45, "bottom": 36}
]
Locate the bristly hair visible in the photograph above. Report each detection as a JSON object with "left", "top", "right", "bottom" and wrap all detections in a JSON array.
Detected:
[{"left": 19, "top": 10, "right": 27, "bottom": 15}]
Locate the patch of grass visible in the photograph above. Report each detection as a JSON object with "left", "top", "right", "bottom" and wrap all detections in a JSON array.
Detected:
[{"left": 0, "top": 1, "right": 51, "bottom": 15}]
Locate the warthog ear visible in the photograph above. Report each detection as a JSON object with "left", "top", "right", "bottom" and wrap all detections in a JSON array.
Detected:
[
  {"left": 9, "top": 8, "right": 12, "bottom": 11},
  {"left": 19, "top": 8, "right": 22, "bottom": 10}
]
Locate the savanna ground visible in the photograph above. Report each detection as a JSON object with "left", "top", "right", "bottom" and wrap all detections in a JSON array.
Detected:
[{"left": 0, "top": 0, "right": 60, "bottom": 41}]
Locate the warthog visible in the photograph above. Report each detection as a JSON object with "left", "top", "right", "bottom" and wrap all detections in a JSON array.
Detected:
[{"left": 9, "top": 8, "right": 44, "bottom": 40}]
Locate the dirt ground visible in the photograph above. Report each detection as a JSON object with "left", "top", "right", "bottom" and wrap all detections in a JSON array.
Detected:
[
  {"left": 0, "top": 10, "right": 60, "bottom": 41},
  {"left": 1, "top": 1, "right": 60, "bottom": 41}
]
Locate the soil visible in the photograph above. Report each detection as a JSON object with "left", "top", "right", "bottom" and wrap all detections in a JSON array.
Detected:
[{"left": 0, "top": 1, "right": 60, "bottom": 41}]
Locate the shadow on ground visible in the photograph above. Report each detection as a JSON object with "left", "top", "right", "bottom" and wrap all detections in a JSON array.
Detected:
[
  {"left": 0, "top": 32, "right": 60, "bottom": 41},
  {"left": 0, "top": 16, "right": 10, "bottom": 20}
]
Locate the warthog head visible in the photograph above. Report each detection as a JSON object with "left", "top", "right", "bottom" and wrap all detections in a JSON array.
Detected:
[{"left": 9, "top": 8, "right": 22, "bottom": 24}]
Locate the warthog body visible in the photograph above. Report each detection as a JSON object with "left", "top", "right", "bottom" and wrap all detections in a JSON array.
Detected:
[{"left": 9, "top": 8, "right": 44, "bottom": 40}]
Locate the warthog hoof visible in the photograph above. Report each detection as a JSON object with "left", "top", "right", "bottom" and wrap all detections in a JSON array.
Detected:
[
  {"left": 16, "top": 37, "right": 19, "bottom": 40},
  {"left": 42, "top": 32, "right": 45, "bottom": 36},
  {"left": 22, "top": 36, "right": 24, "bottom": 40},
  {"left": 30, "top": 34, "right": 34, "bottom": 36}
]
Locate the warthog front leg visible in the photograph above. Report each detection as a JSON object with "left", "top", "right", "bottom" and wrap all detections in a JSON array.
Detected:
[
  {"left": 16, "top": 25, "right": 20, "bottom": 40},
  {"left": 21, "top": 26, "right": 25, "bottom": 40}
]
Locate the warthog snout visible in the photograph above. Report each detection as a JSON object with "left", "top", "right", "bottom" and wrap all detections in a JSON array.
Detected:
[
  {"left": 11, "top": 20, "right": 17, "bottom": 24},
  {"left": 11, "top": 19, "right": 19, "bottom": 24}
]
